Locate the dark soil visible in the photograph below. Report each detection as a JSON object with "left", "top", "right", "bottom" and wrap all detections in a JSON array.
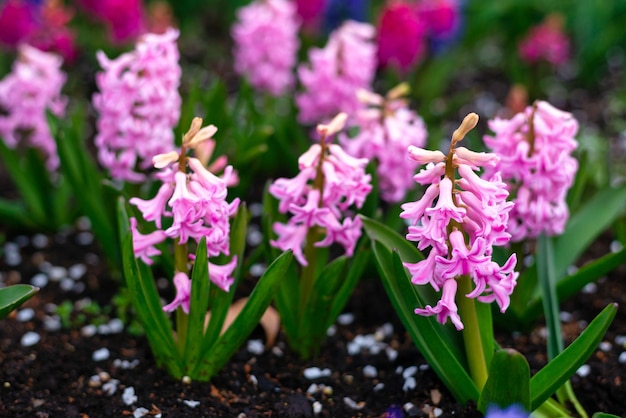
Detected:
[{"left": 1, "top": 225, "right": 625, "bottom": 418}]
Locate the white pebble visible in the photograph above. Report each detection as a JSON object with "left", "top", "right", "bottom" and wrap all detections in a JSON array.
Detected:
[
  {"left": 363, "top": 365, "right": 377, "bottom": 378},
  {"left": 60, "top": 278, "right": 75, "bottom": 292},
  {"left": 113, "top": 359, "right": 140, "bottom": 370},
  {"left": 249, "top": 375, "right": 258, "bottom": 386},
  {"left": 247, "top": 339, "right": 264, "bottom": 355},
  {"left": 81, "top": 324, "right": 97, "bottom": 337},
  {"left": 303, "top": 367, "right": 331, "bottom": 379},
  {"left": 306, "top": 383, "right": 319, "bottom": 394},
  {"left": 76, "top": 231, "right": 94, "bottom": 246},
  {"left": 326, "top": 325, "right": 336, "bottom": 337},
  {"left": 610, "top": 240, "right": 623, "bottom": 253},
  {"left": 21, "top": 331, "right": 40, "bottom": 347},
  {"left": 419, "top": 364, "right": 430, "bottom": 371},
  {"left": 386, "top": 347, "right": 398, "bottom": 362},
  {"left": 246, "top": 228, "right": 263, "bottom": 247},
  {"left": 403, "top": 376, "right": 417, "bottom": 392},
  {"left": 434, "top": 407, "right": 443, "bottom": 417},
  {"left": 599, "top": 341, "right": 612, "bottom": 352},
  {"left": 98, "top": 324, "right": 112, "bottom": 335},
  {"left": 615, "top": 335, "right": 626, "bottom": 346},
  {"left": 16, "top": 308, "right": 35, "bottom": 322},
  {"left": 92, "top": 348, "right": 110, "bottom": 362},
  {"left": 249, "top": 263, "right": 266, "bottom": 277},
  {"left": 32, "top": 234, "right": 48, "bottom": 249},
  {"left": 108, "top": 318, "right": 124, "bottom": 334},
  {"left": 618, "top": 352, "right": 626, "bottom": 364},
  {"left": 43, "top": 315, "right": 61, "bottom": 332},
  {"left": 48, "top": 266, "right": 67, "bottom": 281},
  {"left": 122, "top": 386, "right": 137, "bottom": 405},
  {"left": 72, "top": 282, "right": 85, "bottom": 294},
  {"left": 343, "top": 397, "right": 361, "bottom": 410},
  {"left": 5, "top": 251, "right": 21, "bottom": 266},
  {"left": 582, "top": 282, "right": 598, "bottom": 294},
  {"left": 31, "top": 273, "right": 49, "bottom": 288},
  {"left": 133, "top": 407, "right": 149, "bottom": 418},
  {"left": 373, "top": 383, "right": 385, "bottom": 392},
  {"left": 337, "top": 313, "right": 354, "bottom": 325},
  {"left": 403, "top": 402, "right": 416, "bottom": 412},
  {"left": 313, "top": 401, "right": 322, "bottom": 415},
  {"left": 77, "top": 216, "right": 91, "bottom": 230},
  {"left": 347, "top": 341, "right": 360, "bottom": 356},
  {"left": 102, "top": 379, "right": 119, "bottom": 395},
  {"left": 183, "top": 400, "right": 200, "bottom": 408},
  {"left": 249, "top": 203, "right": 263, "bottom": 217},
  {"left": 559, "top": 311, "right": 573, "bottom": 322},
  {"left": 369, "top": 344, "right": 382, "bottom": 355},
  {"left": 576, "top": 364, "right": 591, "bottom": 377},
  {"left": 402, "top": 366, "right": 418, "bottom": 379},
  {"left": 271, "top": 346, "right": 284, "bottom": 357},
  {"left": 395, "top": 366, "right": 404, "bottom": 375},
  {"left": 68, "top": 264, "right": 87, "bottom": 280}
]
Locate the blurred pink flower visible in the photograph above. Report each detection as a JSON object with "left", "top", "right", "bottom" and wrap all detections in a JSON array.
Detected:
[
  {"left": 78, "top": 0, "right": 146, "bottom": 44},
  {"left": 296, "top": 20, "right": 377, "bottom": 124},
  {"left": 376, "top": 1, "right": 427, "bottom": 72},
  {"left": 232, "top": 0, "right": 300, "bottom": 97},
  {"left": 93, "top": 28, "right": 181, "bottom": 182},
  {"left": 416, "top": 0, "right": 459, "bottom": 39},
  {"left": 0, "top": 44, "right": 67, "bottom": 171},
  {"left": 518, "top": 14, "right": 570, "bottom": 67},
  {"left": 0, "top": 0, "right": 37, "bottom": 47},
  {"left": 295, "top": 0, "right": 326, "bottom": 35}
]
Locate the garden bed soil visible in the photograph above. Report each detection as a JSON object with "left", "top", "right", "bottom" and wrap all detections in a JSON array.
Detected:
[{"left": 1, "top": 226, "right": 625, "bottom": 418}]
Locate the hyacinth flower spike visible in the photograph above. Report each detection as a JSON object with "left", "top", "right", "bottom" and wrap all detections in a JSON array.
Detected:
[{"left": 400, "top": 113, "right": 518, "bottom": 389}]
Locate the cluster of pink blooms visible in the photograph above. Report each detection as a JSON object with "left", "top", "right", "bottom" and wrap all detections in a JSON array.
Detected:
[
  {"left": 0, "top": 0, "right": 77, "bottom": 62},
  {"left": 518, "top": 14, "right": 570, "bottom": 67},
  {"left": 93, "top": 28, "right": 181, "bottom": 183},
  {"left": 401, "top": 114, "right": 517, "bottom": 330},
  {"left": 232, "top": 0, "right": 300, "bottom": 97},
  {"left": 296, "top": 20, "right": 377, "bottom": 124},
  {"left": 269, "top": 113, "right": 372, "bottom": 266},
  {"left": 376, "top": 0, "right": 460, "bottom": 72},
  {"left": 129, "top": 118, "right": 240, "bottom": 313},
  {"left": 484, "top": 101, "right": 579, "bottom": 241},
  {"left": 78, "top": 0, "right": 146, "bottom": 44},
  {"left": 339, "top": 86, "right": 427, "bottom": 202},
  {"left": 0, "top": 44, "right": 66, "bottom": 171}
]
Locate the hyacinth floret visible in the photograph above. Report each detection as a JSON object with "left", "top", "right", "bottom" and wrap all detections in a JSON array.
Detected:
[
  {"left": 93, "top": 27, "right": 181, "bottom": 183},
  {"left": 296, "top": 20, "right": 377, "bottom": 124},
  {"left": 0, "top": 44, "right": 66, "bottom": 171},
  {"left": 129, "top": 117, "right": 240, "bottom": 296},
  {"left": 484, "top": 100, "right": 578, "bottom": 241},
  {"left": 269, "top": 113, "right": 372, "bottom": 266},
  {"left": 401, "top": 113, "right": 518, "bottom": 330},
  {"left": 340, "top": 84, "right": 428, "bottom": 202},
  {"left": 232, "top": 0, "right": 300, "bottom": 97}
]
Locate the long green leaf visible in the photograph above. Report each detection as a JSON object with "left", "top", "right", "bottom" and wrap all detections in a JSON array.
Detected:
[
  {"left": 0, "top": 199, "right": 33, "bottom": 229},
  {"left": 530, "top": 303, "right": 617, "bottom": 410},
  {"left": 0, "top": 285, "right": 39, "bottom": 320},
  {"left": 194, "top": 251, "right": 293, "bottom": 380},
  {"left": 374, "top": 243, "right": 478, "bottom": 404},
  {"left": 478, "top": 349, "right": 531, "bottom": 412},
  {"left": 184, "top": 237, "right": 210, "bottom": 371}
]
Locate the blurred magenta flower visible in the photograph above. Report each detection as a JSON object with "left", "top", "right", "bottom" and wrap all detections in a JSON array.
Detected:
[
  {"left": 232, "top": 0, "right": 300, "bottom": 97},
  {"left": 376, "top": 1, "right": 427, "bottom": 73},
  {"left": 416, "top": 0, "right": 460, "bottom": 40},
  {"left": 339, "top": 85, "right": 428, "bottom": 202},
  {"left": 295, "top": 0, "right": 326, "bottom": 35},
  {"left": 0, "top": 0, "right": 77, "bottom": 62},
  {"left": 296, "top": 20, "right": 377, "bottom": 124},
  {"left": 269, "top": 113, "right": 372, "bottom": 266},
  {"left": 518, "top": 14, "right": 570, "bottom": 67},
  {"left": 129, "top": 117, "right": 240, "bottom": 292},
  {"left": 0, "top": 44, "right": 66, "bottom": 171},
  {"left": 401, "top": 114, "right": 517, "bottom": 329},
  {"left": 93, "top": 28, "right": 181, "bottom": 183},
  {"left": 484, "top": 101, "right": 579, "bottom": 241},
  {"left": 78, "top": 0, "right": 146, "bottom": 44}
]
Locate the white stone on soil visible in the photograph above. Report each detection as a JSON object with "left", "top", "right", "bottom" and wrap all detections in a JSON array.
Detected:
[
  {"left": 303, "top": 367, "right": 331, "bottom": 379},
  {"left": 21, "top": 331, "right": 40, "bottom": 347},
  {"left": 247, "top": 339, "right": 264, "bottom": 355},
  {"left": 122, "top": 386, "right": 137, "bottom": 405},
  {"left": 362, "top": 365, "right": 377, "bottom": 378},
  {"left": 92, "top": 347, "right": 110, "bottom": 361},
  {"left": 16, "top": 308, "right": 35, "bottom": 322},
  {"left": 183, "top": 400, "right": 200, "bottom": 408},
  {"left": 31, "top": 273, "right": 49, "bottom": 288}
]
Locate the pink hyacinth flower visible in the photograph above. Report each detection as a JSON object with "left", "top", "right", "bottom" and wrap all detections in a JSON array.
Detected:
[
  {"left": 296, "top": 20, "right": 377, "bottom": 124},
  {"left": 232, "top": 0, "right": 300, "bottom": 97},
  {"left": 78, "top": 0, "right": 146, "bottom": 44},
  {"left": 0, "top": 44, "right": 67, "bottom": 171},
  {"left": 93, "top": 28, "right": 181, "bottom": 182},
  {"left": 163, "top": 272, "right": 191, "bottom": 314},
  {"left": 518, "top": 14, "right": 570, "bottom": 67}
]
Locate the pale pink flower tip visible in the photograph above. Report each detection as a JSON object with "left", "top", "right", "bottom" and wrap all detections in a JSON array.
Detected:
[{"left": 163, "top": 272, "right": 192, "bottom": 314}]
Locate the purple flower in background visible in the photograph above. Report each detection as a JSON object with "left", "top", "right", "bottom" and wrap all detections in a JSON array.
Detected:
[
  {"left": 269, "top": 113, "right": 372, "bottom": 265},
  {"left": 129, "top": 118, "right": 240, "bottom": 292},
  {"left": 78, "top": 0, "right": 146, "bottom": 44},
  {"left": 0, "top": 0, "right": 37, "bottom": 47},
  {"left": 232, "top": 0, "right": 300, "bottom": 97},
  {"left": 323, "top": 0, "right": 369, "bottom": 33},
  {"left": 518, "top": 14, "right": 570, "bottom": 67},
  {"left": 401, "top": 114, "right": 517, "bottom": 330},
  {"left": 93, "top": 28, "right": 181, "bottom": 183},
  {"left": 339, "top": 85, "right": 428, "bottom": 202},
  {"left": 0, "top": 44, "right": 66, "bottom": 171},
  {"left": 484, "top": 100, "right": 578, "bottom": 241},
  {"left": 296, "top": 20, "right": 377, "bottom": 124},
  {"left": 485, "top": 404, "right": 530, "bottom": 418},
  {"left": 295, "top": 0, "right": 326, "bottom": 35}
]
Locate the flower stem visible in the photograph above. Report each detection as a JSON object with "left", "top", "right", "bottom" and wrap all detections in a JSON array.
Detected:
[{"left": 457, "top": 274, "right": 488, "bottom": 390}]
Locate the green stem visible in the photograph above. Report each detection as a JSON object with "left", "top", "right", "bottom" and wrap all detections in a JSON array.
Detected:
[
  {"left": 457, "top": 274, "right": 488, "bottom": 390},
  {"left": 532, "top": 397, "right": 575, "bottom": 418}
]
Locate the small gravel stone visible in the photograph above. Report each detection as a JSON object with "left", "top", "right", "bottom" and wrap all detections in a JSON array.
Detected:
[
  {"left": 271, "top": 346, "right": 284, "bottom": 357},
  {"left": 107, "top": 318, "right": 124, "bottom": 334},
  {"left": 76, "top": 231, "right": 94, "bottom": 246},
  {"left": 347, "top": 341, "right": 360, "bottom": 355},
  {"left": 133, "top": 407, "right": 149, "bottom": 417},
  {"left": 48, "top": 266, "right": 67, "bottom": 281},
  {"left": 43, "top": 315, "right": 62, "bottom": 332},
  {"left": 615, "top": 335, "right": 626, "bottom": 346},
  {"left": 402, "top": 365, "right": 418, "bottom": 378},
  {"left": 385, "top": 347, "right": 398, "bottom": 361},
  {"left": 60, "top": 278, "right": 75, "bottom": 292},
  {"left": 68, "top": 263, "right": 87, "bottom": 280},
  {"left": 343, "top": 397, "right": 364, "bottom": 410},
  {"left": 576, "top": 364, "right": 591, "bottom": 377},
  {"left": 246, "top": 227, "right": 263, "bottom": 246},
  {"left": 337, "top": 313, "right": 354, "bottom": 325},
  {"left": 32, "top": 234, "right": 49, "bottom": 249},
  {"left": 81, "top": 324, "right": 97, "bottom": 337},
  {"left": 247, "top": 339, "right": 264, "bottom": 355},
  {"left": 72, "top": 281, "right": 85, "bottom": 294},
  {"left": 582, "top": 282, "right": 598, "bottom": 294},
  {"left": 249, "top": 263, "right": 266, "bottom": 277},
  {"left": 618, "top": 352, "right": 626, "bottom": 364},
  {"left": 5, "top": 251, "right": 22, "bottom": 266},
  {"left": 403, "top": 402, "right": 419, "bottom": 417},
  {"left": 122, "top": 386, "right": 137, "bottom": 405},
  {"left": 610, "top": 240, "right": 623, "bottom": 253},
  {"left": 303, "top": 367, "right": 331, "bottom": 379},
  {"left": 599, "top": 341, "right": 612, "bottom": 352},
  {"left": 183, "top": 400, "right": 200, "bottom": 408},
  {"left": 21, "top": 331, "right": 41, "bottom": 347},
  {"left": 16, "top": 308, "right": 35, "bottom": 322},
  {"left": 362, "top": 365, "right": 377, "bottom": 378},
  {"left": 102, "top": 379, "right": 119, "bottom": 395},
  {"left": 373, "top": 383, "right": 385, "bottom": 392},
  {"left": 559, "top": 311, "right": 573, "bottom": 322},
  {"left": 92, "top": 347, "right": 110, "bottom": 362},
  {"left": 433, "top": 407, "right": 443, "bottom": 417},
  {"left": 403, "top": 376, "right": 417, "bottom": 392},
  {"left": 313, "top": 401, "right": 322, "bottom": 415},
  {"left": 31, "top": 273, "right": 49, "bottom": 288}
]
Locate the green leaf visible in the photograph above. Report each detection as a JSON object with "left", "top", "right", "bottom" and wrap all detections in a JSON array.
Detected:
[
  {"left": 373, "top": 243, "right": 479, "bottom": 404},
  {"left": 478, "top": 349, "right": 531, "bottom": 412},
  {"left": 536, "top": 234, "right": 563, "bottom": 360},
  {"left": 592, "top": 414, "right": 621, "bottom": 418},
  {"left": 0, "top": 285, "right": 39, "bottom": 320},
  {"left": 193, "top": 251, "right": 293, "bottom": 380},
  {"left": 360, "top": 215, "right": 424, "bottom": 265},
  {"left": 0, "top": 199, "right": 33, "bottom": 230},
  {"left": 530, "top": 303, "right": 618, "bottom": 410},
  {"left": 184, "top": 237, "right": 210, "bottom": 371}
]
